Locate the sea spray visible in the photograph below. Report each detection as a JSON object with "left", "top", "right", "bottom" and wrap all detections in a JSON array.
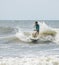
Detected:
[{"left": 16, "top": 28, "right": 31, "bottom": 42}]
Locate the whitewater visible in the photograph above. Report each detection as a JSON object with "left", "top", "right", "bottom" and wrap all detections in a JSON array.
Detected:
[{"left": 0, "top": 20, "right": 59, "bottom": 65}]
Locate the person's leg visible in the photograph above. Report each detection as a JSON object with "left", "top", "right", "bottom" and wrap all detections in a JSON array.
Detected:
[
  {"left": 32, "top": 30, "right": 39, "bottom": 37},
  {"left": 32, "top": 31, "right": 36, "bottom": 37},
  {"left": 34, "top": 31, "right": 39, "bottom": 37},
  {"left": 36, "top": 30, "right": 39, "bottom": 35}
]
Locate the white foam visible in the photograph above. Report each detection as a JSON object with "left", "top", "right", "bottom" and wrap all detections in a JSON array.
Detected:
[
  {"left": 16, "top": 28, "right": 31, "bottom": 42},
  {"left": 0, "top": 55, "right": 59, "bottom": 65}
]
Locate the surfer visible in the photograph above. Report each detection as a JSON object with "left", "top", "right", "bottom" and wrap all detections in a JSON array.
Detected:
[{"left": 32, "top": 21, "right": 40, "bottom": 37}]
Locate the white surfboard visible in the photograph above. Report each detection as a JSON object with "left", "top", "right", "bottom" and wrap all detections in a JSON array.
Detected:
[
  {"left": 30, "top": 35, "right": 39, "bottom": 42},
  {"left": 29, "top": 31, "right": 39, "bottom": 42}
]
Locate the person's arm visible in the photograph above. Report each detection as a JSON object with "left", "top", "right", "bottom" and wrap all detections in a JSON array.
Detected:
[{"left": 33, "top": 24, "right": 36, "bottom": 31}]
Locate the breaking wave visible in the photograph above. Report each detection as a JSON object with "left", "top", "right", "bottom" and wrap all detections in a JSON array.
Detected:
[{"left": 15, "top": 21, "right": 59, "bottom": 43}]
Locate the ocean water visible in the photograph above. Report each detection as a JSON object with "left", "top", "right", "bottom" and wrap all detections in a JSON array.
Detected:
[{"left": 0, "top": 20, "right": 59, "bottom": 65}]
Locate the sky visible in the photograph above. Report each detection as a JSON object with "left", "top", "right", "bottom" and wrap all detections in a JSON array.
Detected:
[{"left": 0, "top": 0, "right": 59, "bottom": 20}]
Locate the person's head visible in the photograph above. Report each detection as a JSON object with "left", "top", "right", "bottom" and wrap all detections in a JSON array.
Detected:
[{"left": 35, "top": 21, "right": 38, "bottom": 25}]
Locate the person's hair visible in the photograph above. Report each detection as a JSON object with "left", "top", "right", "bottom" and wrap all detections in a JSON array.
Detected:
[{"left": 35, "top": 21, "right": 38, "bottom": 24}]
